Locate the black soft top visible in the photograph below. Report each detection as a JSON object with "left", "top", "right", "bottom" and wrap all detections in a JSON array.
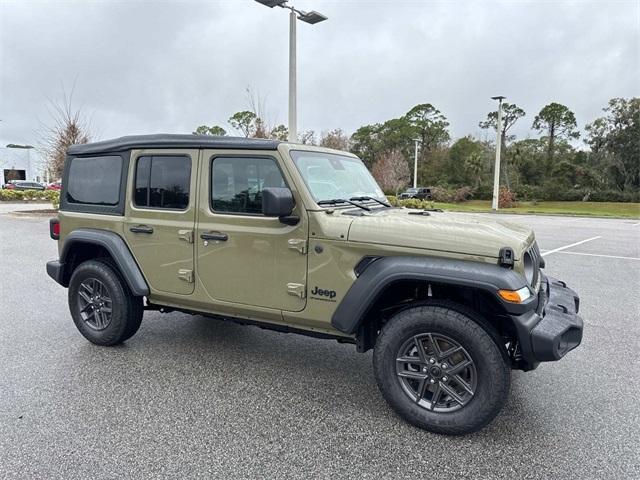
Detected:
[{"left": 67, "top": 134, "right": 281, "bottom": 155}]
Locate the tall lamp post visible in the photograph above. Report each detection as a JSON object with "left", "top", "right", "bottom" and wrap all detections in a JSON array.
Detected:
[
  {"left": 413, "top": 138, "right": 421, "bottom": 188},
  {"left": 254, "top": 1, "right": 327, "bottom": 143},
  {"left": 491, "top": 96, "right": 506, "bottom": 211}
]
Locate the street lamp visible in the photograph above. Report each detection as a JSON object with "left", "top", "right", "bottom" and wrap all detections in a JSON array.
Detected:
[
  {"left": 254, "top": 1, "right": 327, "bottom": 143},
  {"left": 413, "top": 138, "right": 421, "bottom": 188},
  {"left": 491, "top": 96, "right": 506, "bottom": 211}
]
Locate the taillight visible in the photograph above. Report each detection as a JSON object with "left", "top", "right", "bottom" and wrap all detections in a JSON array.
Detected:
[{"left": 50, "top": 218, "right": 60, "bottom": 240}]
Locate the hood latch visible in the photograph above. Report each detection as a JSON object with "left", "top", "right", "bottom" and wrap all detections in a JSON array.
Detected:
[{"left": 498, "top": 247, "right": 515, "bottom": 268}]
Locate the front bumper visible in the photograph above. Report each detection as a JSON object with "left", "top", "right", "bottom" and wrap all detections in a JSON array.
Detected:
[{"left": 511, "top": 275, "right": 583, "bottom": 370}]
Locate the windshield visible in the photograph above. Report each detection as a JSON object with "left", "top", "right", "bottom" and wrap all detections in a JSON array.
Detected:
[
  {"left": 405, "top": 188, "right": 418, "bottom": 193},
  {"left": 290, "top": 150, "right": 385, "bottom": 204}
]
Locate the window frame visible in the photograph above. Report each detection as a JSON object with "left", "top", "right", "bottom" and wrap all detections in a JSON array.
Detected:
[
  {"left": 131, "top": 154, "right": 192, "bottom": 212},
  {"left": 208, "top": 154, "right": 292, "bottom": 217},
  {"left": 60, "top": 153, "right": 129, "bottom": 216}
]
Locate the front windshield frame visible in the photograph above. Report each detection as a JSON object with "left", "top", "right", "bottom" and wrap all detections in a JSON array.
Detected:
[{"left": 289, "top": 150, "right": 386, "bottom": 206}]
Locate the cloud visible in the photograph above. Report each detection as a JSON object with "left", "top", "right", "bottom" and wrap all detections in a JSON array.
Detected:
[{"left": 0, "top": 0, "right": 637, "bottom": 148}]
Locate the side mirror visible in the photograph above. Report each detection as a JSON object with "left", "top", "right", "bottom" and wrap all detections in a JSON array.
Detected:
[{"left": 262, "top": 187, "right": 296, "bottom": 221}]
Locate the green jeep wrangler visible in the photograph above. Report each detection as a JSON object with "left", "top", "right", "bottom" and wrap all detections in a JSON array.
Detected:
[{"left": 47, "top": 134, "right": 583, "bottom": 434}]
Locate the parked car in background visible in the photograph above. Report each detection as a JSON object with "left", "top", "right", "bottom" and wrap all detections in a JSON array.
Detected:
[
  {"left": 2, "top": 180, "right": 19, "bottom": 189},
  {"left": 46, "top": 181, "right": 62, "bottom": 191},
  {"left": 399, "top": 187, "right": 432, "bottom": 200},
  {"left": 4, "top": 180, "right": 46, "bottom": 191}
]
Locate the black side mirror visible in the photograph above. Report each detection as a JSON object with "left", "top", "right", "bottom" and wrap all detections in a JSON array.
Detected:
[{"left": 262, "top": 187, "right": 298, "bottom": 224}]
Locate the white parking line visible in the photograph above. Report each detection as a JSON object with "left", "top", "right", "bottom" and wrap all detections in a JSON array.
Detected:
[
  {"left": 554, "top": 251, "right": 640, "bottom": 261},
  {"left": 632, "top": 222, "right": 640, "bottom": 227},
  {"left": 541, "top": 236, "right": 602, "bottom": 257}
]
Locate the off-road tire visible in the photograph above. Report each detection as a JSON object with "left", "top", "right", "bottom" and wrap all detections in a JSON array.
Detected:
[
  {"left": 373, "top": 302, "right": 510, "bottom": 435},
  {"left": 68, "top": 259, "right": 143, "bottom": 346}
]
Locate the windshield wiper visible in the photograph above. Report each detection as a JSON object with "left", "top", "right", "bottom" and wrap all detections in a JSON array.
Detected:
[
  {"left": 349, "top": 196, "right": 392, "bottom": 208},
  {"left": 317, "top": 198, "right": 371, "bottom": 211}
]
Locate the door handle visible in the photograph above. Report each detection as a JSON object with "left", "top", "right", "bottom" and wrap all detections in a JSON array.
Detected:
[
  {"left": 129, "top": 225, "right": 154, "bottom": 234},
  {"left": 200, "top": 231, "right": 228, "bottom": 242}
]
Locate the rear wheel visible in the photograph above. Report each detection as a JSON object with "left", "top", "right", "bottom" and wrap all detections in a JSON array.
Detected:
[
  {"left": 373, "top": 303, "right": 510, "bottom": 435},
  {"left": 68, "top": 260, "right": 143, "bottom": 346}
]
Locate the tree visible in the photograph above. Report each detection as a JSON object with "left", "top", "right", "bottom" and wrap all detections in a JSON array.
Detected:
[
  {"left": 193, "top": 125, "right": 227, "bottom": 136},
  {"left": 479, "top": 103, "right": 526, "bottom": 189},
  {"left": 350, "top": 104, "right": 449, "bottom": 170},
  {"left": 298, "top": 130, "right": 316, "bottom": 145},
  {"left": 479, "top": 103, "right": 526, "bottom": 141},
  {"left": 228, "top": 111, "right": 258, "bottom": 137},
  {"left": 372, "top": 150, "right": 410, "bottom": 195},
  {"left": 270, "top": 124, "right": 288, "bottom": 141},
  {"left": 404, "top": 103, "right": 450, "bottom": 152},
  {"left": 40, "top": 87, "right": 91, "bottom": 179},
  {"left": 447, "top": 136, "right": 490, "bottom": 186},
  {"left": 350, "top": 123, "right": 383, "bottom": 168},
  {"left": 532, "top": 102, "right": 579, "bottom": 166},
  {"left": 320, "top": 128, "right": 350, "bottom": 150},
  {"left": 585, "top": 97, "right": 640, "bottom": 191}
]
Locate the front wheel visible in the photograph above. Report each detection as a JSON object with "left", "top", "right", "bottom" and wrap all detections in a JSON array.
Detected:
[{"left": 373, "top": 304, "right": 510, "bottom": 435}]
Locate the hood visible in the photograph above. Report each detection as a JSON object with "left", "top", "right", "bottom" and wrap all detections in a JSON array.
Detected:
[{"left": 346, "top": 208, "right": 534, "bottom": 259}]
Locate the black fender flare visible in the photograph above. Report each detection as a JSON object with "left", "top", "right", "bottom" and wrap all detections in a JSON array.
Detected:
[
  {"left": 331, "top": 256, "right": 533, "bottom": 334},
  {"left": 54, "top": 228, "right": 149, "bottom": 296}
]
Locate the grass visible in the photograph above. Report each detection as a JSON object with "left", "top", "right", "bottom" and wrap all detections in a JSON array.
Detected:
[{"left": 430, "top": 200, "right": 640, "bottom": 218}]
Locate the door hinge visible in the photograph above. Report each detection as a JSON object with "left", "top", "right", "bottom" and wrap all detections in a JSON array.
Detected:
[
  {"left": 287, "top": 283, "right": 306, "bottom": 299},
  {"left": 287, "top": 238, "right": 307, "bottom": 254},
  {"left": 178, "top": 229, "right": 194, "bottom": 244},
  {"left": 178, "top": 269, "right": 194, "bottom": 283}
]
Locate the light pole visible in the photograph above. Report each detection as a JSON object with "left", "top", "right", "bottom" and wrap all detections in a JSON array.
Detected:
[
  {"left": 254, "top": 1, "right": 327, "bottom": 143},
  {"left": 413, "top": 138, "right": 420, "bottom": 188},
  {"left": 491, "top": 96, "right": 505, "bottom": 211}
]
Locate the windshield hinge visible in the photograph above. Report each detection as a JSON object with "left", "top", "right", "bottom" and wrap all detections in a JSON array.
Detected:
[{"left": 287, "top": 238, "right": 307, "bottom": 254}]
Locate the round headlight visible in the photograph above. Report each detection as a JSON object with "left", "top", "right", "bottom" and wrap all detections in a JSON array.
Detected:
[{"left": 523, "top": 251, "right": 534, "bottom": 285}]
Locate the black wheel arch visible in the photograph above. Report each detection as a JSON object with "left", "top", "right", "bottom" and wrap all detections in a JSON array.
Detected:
[
  {"left": 334, "top": 256, "right": 535, "bottom": 353},
  {"left": 50, "top": 228, "right": 149, "bottom": 296}
]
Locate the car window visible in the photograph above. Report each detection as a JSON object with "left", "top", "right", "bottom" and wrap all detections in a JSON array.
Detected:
[
  {"left": 67, "top": 156, "right": 123, "bottom": 205},
  {"left": 211, "top": 156, "right": 286, "bottom": 214},
  {"left": 134, "top": 155, "right": 191, "bottom": 210}
]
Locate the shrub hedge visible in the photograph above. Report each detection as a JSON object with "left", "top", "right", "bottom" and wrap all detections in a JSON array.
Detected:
[{"left": 0, "top": 189, "right": 60, "bottom": 208}]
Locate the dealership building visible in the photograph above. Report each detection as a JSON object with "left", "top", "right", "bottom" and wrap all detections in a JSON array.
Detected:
[{"left": 0, "top": 145, "right": 46, "bottom": 185}]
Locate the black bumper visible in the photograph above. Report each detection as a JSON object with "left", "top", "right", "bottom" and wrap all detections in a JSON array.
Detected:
[
  {"left": 511, "top": 275, "right": 583, "bottom": 370},
  {"left": 46, "top": 260, "right": 65, "bottom": 286}
]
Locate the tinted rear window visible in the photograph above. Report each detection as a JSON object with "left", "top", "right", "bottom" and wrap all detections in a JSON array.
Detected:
[
  {"left": 66, "top": 156, "right": 123, "bottom": 205},
  {"left": 134, "top": 155, "right": 191, "bottom": 210}
]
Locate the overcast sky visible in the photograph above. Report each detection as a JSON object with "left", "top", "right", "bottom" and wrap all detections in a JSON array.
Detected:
[{"left": 1, "top": 0, "right": 638, "bottom": 150}]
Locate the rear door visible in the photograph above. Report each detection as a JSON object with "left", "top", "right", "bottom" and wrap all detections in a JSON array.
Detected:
[{"left": 124, "top": 149, "right": 198, "bottom": 295}]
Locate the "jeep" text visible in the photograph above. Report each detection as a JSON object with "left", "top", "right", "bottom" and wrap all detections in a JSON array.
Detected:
[{"left": 311, "top": 286, "right": 337, "bottom": 300}]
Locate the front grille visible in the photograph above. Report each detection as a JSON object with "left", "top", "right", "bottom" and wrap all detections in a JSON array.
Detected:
[{"left": 528, "top": 242, "right": 542, "bottom": 292}]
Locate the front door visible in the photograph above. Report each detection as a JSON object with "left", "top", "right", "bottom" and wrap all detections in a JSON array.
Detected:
[
  {"left": 124, "top": 149, "right": 198, "bottom": 296},
  {"left": 196, "top": 151, "right": 308, "bottom": 312}
]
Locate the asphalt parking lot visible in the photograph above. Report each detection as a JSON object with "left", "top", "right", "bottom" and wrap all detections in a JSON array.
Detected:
[{"left": 1, "top": 206, "right": 639, "bottom": 479}]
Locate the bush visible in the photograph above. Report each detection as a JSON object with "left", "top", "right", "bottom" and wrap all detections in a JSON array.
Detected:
[
  {"left": 453, "top": 186, "right": 474, "bottom": 203},
  {"left": 430, "top": 187, "right": 455, "bottom": 203},
  {"left": 0, "top": 189, "right": 60, "bottom": 208},
  {"left": 473, "top": 184, "right": 493, "bottom": 200},
  {"left": 46, "top": 190, "right": 60, "bottom": 209},
  {"left": 386, "top": 195, "right": 399, "bottom": 206},
  {"left": 498, "top": 187, "right": 517, "bottom": 208},
  {"left": 589, "top": 190, "right": 640, "bottom": 202},
  {"left": 400, "top": 198, "right": 429, "bottom": 209}
]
